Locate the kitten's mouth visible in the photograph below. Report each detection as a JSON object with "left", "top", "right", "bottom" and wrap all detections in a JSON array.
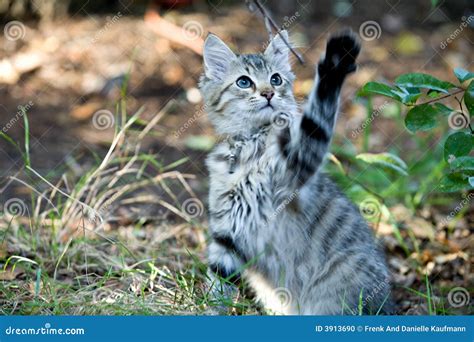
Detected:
[{"left": 261, "top": 103, "right": 274, "bottom": 110}]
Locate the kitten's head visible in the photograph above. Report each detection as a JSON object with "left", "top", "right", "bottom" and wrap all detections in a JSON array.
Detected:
[{"left": 199, "top": 31, "right": 297, "bottom": 136}]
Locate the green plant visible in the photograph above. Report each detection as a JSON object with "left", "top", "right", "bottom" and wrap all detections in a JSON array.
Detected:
[{"left": 358, "top": 69, "right": 474, "bottom": 193}]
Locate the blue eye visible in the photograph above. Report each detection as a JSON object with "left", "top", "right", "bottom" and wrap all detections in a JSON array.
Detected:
[
  {"left": 270, "top": 73, "right": 282, "bottom": 86},
  {"left": 236, "top": 76, "right": 253, "bottom": 88}
]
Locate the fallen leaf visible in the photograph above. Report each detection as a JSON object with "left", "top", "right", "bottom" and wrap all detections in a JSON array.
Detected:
[
  {"left": 406, "top": 217, "right": 435, "bottom": 240},
  {"left": 0, "top": 266, "right": 25, "bottom": 280}
]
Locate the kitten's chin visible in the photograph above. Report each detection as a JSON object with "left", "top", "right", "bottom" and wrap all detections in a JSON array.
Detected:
[
  {"left": 252, "top": 106, "right": 275, "bottom": 125},
  {"left": 260, "top": 104, "right": 274, "bottom": 113},
  {"left": 253, "top": 104, "right": 278, "bottom": 117}
]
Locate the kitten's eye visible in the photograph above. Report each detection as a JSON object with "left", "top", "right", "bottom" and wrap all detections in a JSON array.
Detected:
[
  {"left": 270, "top": 73, "right": 282, "bottom": 86},
  {"left": 236, "top": 76, "right": 253, "bottom": 89}
]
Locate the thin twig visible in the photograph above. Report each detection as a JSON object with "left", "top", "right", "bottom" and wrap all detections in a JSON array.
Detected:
[
  {"left": 247, "top": 0, "right": 304, "bottom": 64},
  {"left": 410, "top": 88, "right": 465, "bottom": 106}
]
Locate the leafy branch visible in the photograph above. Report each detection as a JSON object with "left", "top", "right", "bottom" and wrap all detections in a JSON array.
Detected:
[{"left": 358, "top": 68, "right": 474, "bottom": 192}]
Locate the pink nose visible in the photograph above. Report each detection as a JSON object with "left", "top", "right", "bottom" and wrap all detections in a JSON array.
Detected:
[{"left": 261, "top": 91, "right": 274, "bottom": 101}]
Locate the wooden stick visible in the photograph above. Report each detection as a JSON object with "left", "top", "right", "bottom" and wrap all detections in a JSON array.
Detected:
[{"left": 247, "top": 0, "right": 305, "bottom": 64}]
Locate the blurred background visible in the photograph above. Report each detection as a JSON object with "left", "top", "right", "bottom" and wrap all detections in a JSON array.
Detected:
[{"left": 0, "top": 0, "right": 473, "bottom": 315}]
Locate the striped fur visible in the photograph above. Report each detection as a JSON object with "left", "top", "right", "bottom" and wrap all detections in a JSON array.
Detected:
[{"left": 199, "top": 31, "right": 391, "bottom": 315}]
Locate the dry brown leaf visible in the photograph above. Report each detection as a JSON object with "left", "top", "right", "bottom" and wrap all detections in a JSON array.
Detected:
[
  {"left": 0, "top": 266, "right": 25, "bottom": 281},
  {"left": 420, "top": 250, "right": 433, "bottom": 264},
  {"left": 406, "top": 217, "right": 435, "bottom": 240},
  {"left": 0, "top": 242, "right": 7, "bottom": 259}
]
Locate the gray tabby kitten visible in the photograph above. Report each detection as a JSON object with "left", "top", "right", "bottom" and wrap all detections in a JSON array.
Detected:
[{"left": 199, "top": 30, "right": 391, "bottom": 315}]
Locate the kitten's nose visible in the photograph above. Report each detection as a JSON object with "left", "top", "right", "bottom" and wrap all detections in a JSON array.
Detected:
[{"left": 260, "top": 90, "right": 274, "bottom": 101}]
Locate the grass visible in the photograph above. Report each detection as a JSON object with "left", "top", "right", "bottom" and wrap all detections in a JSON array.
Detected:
[
  {"left": 0, "top": 103, "right": 236, "bottom": 315},
  {"left": 0, "top": 93, "right": 471, "bottom": 316}
]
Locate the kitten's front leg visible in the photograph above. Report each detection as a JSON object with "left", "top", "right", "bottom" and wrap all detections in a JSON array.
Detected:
[
  {"left": 205, "top": 239, "right": 243, "bottom": 314},
  {"left": 279, "top": 31, "right": 360, "bottom": 186}
]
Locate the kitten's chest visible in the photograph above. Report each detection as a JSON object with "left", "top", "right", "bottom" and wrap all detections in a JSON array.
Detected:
[{"left": 206, "top": 134, "right": 278, "bottom": 234}]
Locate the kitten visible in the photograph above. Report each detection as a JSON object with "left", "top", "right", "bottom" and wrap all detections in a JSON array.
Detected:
[{"left": 199, "top": 30, "right": 391, "bottom": 315}]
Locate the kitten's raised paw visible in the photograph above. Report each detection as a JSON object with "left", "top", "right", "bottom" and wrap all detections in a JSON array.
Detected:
[{"left": 319, "top": 30, "right": 361, "bottom": 77}]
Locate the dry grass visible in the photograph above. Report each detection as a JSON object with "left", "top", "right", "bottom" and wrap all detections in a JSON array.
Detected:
[{"left": 0, "top": 100, "right": 260, "bottom": 315}]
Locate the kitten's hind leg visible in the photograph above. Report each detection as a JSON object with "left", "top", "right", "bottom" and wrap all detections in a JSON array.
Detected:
[{"left": 205, "top": 240, "right": 242, "bottom": 314}]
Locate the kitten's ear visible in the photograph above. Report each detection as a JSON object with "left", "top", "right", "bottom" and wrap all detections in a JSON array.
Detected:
[
  {"left": 264, "top": 30, "right": 291, "bottom": 72},
  {"left": 203, "top": 34, "right": 236, "bottom": 80}
]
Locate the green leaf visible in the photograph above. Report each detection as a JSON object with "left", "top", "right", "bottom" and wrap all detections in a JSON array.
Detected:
[
  {"left": 427, "top": 90, "right": 440, "bottom": 98},
  {"left": 438, "top": 173, "right": 474, "bottom": 192},
  {"left": 395, "top": 73, "right": 456, "bottom": 94},
  {"left": 358, "top": 82, "right": 401, "bottom": 101},
  {"left": 432, "top": 103, "right": 453, "bottom": 116},
  {"left": 0, "top": 131, "right": 19, "bottom": 149},
  {"left": 356, "top": 152, "right": 408, "bottom": 176},
  {"left": 391, "top": 87, "right": 421, "bottom": 104},
  {"left": 443, "top": 132, "right": 473, "bottom": 162},
  {"left": 464, "top": 80, "right": 474, "bottom": 116},
  {"left": 454, "top": 68, "right": 474, "bottom": 83},
  {"left": 449, "top": 156, "right": 474, "bottom": 172},
  {"left": 405, "top": 104, "right": 438, "bottom": 132}
]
